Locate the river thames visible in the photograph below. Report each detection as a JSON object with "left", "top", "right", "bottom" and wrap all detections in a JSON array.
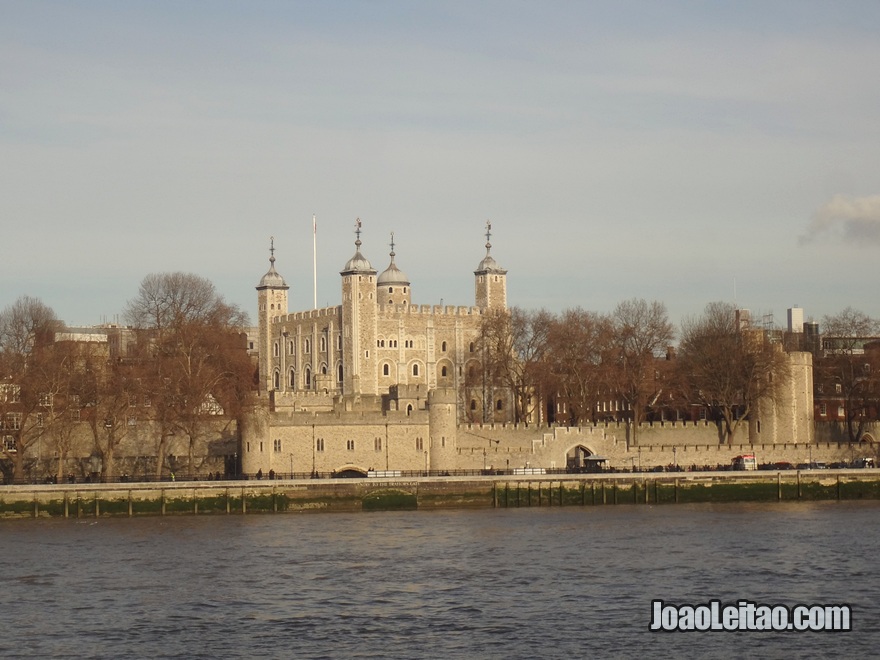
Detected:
[{"left": 0, "top": 500, "right": 876, "bottom": 658}]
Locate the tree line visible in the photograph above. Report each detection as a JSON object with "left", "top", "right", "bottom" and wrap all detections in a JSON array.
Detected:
[
  {"left": 0, "top": 274, "right": 253, "bottom": 483},
  {"left": 467, "top": 299, "right": 880, "bottom": 444}
]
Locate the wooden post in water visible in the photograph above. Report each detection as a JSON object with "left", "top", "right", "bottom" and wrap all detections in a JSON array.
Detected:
[
  {"left": 777, "top": 473, "right": 782, "bottom": 501},
  {"left": 128, "top": 491, "right": 133, "bottom": 517}
]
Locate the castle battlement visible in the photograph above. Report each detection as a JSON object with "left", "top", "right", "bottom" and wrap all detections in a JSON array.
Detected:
[
  {"left": 277, "top": 306, "right": 343, "bottom": 323},
  {"left": 376, "top": 304, "right": 484, "bottom": 318}
]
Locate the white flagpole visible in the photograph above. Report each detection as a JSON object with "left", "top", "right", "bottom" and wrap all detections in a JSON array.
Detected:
[{"left": 312, "top": 214, "right": 318, "bottom": 309}]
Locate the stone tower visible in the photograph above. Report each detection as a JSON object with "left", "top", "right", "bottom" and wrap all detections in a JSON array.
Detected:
[
  {"left": 340, "top": 219, "right": 378, "bottom": 397},
  {"left": 428, "top": 387, "right": 458, "bottom": 472},
  {"left": 376, "top": 232, "right": 411, "bottom": 307},
  {"left": 256, "top": 238, "right": 289, "bottom": 393},
  {"left": 474, "top": 221, "right": 507, "bottom": 310}
]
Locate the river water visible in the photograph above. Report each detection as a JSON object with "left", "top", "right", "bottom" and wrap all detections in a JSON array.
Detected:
[{"left": 0, "top": 501, "right": 876, "bottom": 659}]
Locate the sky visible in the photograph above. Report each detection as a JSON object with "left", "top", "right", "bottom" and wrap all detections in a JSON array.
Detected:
[{"left": 3, "top": 1, "right": 880, "bottom": 333}]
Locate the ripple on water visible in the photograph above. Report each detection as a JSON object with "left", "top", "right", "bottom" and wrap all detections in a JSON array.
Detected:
[{"left": 0, "top": 503, "right": 876, "bottom": 658}]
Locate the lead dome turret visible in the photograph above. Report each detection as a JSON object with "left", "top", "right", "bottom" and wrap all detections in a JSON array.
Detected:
[
  {"left": 257, "top": 237, "right": 289, "bottom": 291},
  {"left": 377, "top": 233, "right": 411, "bottom": 306},
  {"left": 340, "top": 218, "right": 376, "bottom": 275}
]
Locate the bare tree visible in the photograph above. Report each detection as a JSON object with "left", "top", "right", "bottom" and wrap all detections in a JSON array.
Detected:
[
  {"left": 125, "top": 273, "right": 252, "bottom": 478},
  {"left": 469, "top": 307, "right": 551, "bottom": 424},
  {"left": 817, "top": 307, "right": 880, "bottom": 443},
  {"left": 544, "top": 308, "right": 615, "bottom": 425},
  {"left": 611, "top": 298, "right": 675, "bottom": 442},
  {"left": 0, "top": 297, "right": 63, "bottom": 482},
  {"left": 677, "top": 301, "right": 789, "bottom": 444}
]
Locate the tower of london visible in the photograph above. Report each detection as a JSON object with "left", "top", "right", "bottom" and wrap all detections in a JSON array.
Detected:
[{"left": 242, "top": 221, "right": 511, "bottom": 476}]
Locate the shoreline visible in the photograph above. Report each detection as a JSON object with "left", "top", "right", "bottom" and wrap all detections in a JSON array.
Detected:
[{"left": 1, "top": 469, "right": 879, "bottom": 519}]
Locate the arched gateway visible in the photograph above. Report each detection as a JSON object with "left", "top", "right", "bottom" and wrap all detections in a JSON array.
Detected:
[{"left": 566, "top": 445, "right": 607, "bottom": 473}]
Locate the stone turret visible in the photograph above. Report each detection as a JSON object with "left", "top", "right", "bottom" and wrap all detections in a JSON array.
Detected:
[
  {"left": 256, "top": 237, "right": 289, "bottom": 392},
  {"left": 428, "top": 387, "right": 458, "bottom": 472},
  {"left": 340, "top": 219, "right": 378, "bottom": 397},
  {"left": 474, "top": 221, "right": 507, "bottom": 310},
  {"left": 377, "top": 232, "right": 411, "bottom": 306}
]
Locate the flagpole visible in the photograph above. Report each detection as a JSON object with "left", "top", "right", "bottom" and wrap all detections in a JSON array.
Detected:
[{"left": 312, "top": 214, "right": 318, "bottom": 309}]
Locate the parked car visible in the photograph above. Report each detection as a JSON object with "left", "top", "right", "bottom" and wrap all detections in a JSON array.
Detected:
[{"left": 772, "top": 461, "right": 795, "bottom": 470}]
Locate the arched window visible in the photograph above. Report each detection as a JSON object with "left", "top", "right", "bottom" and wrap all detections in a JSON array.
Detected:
[
  {"left": 320, "top": 336, "right": 326, "bottom": 352},
  {"left": 441, "top": 366, "right": 448, "bottom": 377},
  {"left": 388, "top": 287, "right": 393, "bottom": 293},
  {"left": 470, "top": 400, "right": 477, "bottom": 411},
  {"left": 304, "top": 339, "right": 311, "bottom": 354},
  {"left": 338, "top": 364, "right": 343, "bottom": 382},
  {"left": 496, "top": 399, "right": 503, "bottom": 411},
  {"left": 305, "top": 368, "right": 311, "bottom": 388},
  {"left": 289, "top": 369, "right": 295, "bottom": 388},
  {"left": 412, "top": 363, "right": 419, "bottom": 377},
  {"left": 273, "top": 342, "right": 279, "bottom": 357},
  {"left": 441, "top": 341, "right": 447, "bottom": 352},
  {"left": 273, "top": 371, "right": 280, "bottom": 390},
  {"left": 289, "top": 341, "right": 295, "bottom": 355},
  {"left": 383, "top": 363, "right": 390, "bottom": 376},
  {"left": 406, "top": 404, "right": 413, "bottom": 416},
  {"left": 469, "top": 342, "right": 475, "bottom": 353},
  {"left": 321, "top": 364, "right": 327, "bottom": 375}
]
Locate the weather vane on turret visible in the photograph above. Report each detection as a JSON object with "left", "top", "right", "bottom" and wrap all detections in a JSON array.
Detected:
[
  {"left": 270, "top": 235, "right": 275, "bottom": 265},
  {"left": 355, "top": 218, "right": 362, "bottom": 249},
  {"left": 390, "top": 231, "right": 396, "bottom": 259},
  {"left": 485, "top": 220, "right": 492, "bottom": 255}
]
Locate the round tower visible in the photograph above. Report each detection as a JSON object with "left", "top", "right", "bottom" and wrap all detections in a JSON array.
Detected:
[
  {"left": 474, "top": 221, "right": 507, "bottom": 310},
  {"left": 428, "top": 387, "right": 458, "bottom": 472},
  {"left": 256, "top": 237, "right": 289, "bottom": 393},
  {"left": 377, "top": 232, "right": 411, "bottom": 306},
  {"left": 340, "top": 219, "right": 378, "bottom": 397}
]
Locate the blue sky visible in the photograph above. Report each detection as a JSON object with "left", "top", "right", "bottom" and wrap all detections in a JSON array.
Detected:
[{"left": 3, "top": 1, "right": 880, "bottom": 331}]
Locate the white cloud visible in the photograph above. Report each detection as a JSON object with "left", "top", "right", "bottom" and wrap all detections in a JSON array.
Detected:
[{"left": 801, "top": 194, "right": 880, "bottom": 245}]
